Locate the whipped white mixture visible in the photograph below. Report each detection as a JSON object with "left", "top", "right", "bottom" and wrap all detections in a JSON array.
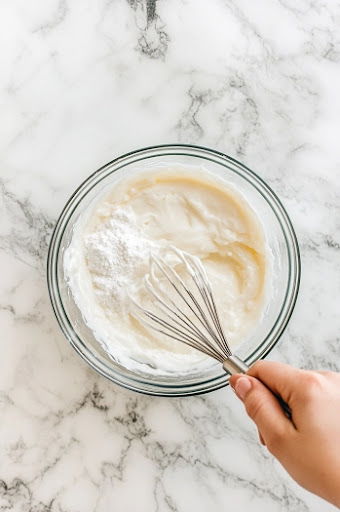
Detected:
[{"left": 64, "top": 167, "right": 268, "bottom": 375}]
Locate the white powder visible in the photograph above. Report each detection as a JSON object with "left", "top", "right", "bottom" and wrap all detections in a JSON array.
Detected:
[{"left": 84, "top": 207, "right": 156, "bottom": 316}]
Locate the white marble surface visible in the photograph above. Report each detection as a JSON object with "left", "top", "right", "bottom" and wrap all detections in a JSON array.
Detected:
[{"left": 1, "top": 0, "right": 340, "bottom": 510}]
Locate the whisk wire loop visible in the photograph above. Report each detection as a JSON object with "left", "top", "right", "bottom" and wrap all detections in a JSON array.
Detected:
[
  {"left": 173, "top": 250, "right": 232, "bottom": 357},
  {"left": 190, "top": 256, "right": 231, "bottom": 356},
  {"left": 145, "top": 275, "right": 220, "bottom": 352},
  {"left": 133, "top": 249, "right": 233, "bottom": 362},
  {"left": 132, "top": 298, "right": 224, "bottom": 362},
  {"left": 151, "top": 255, "right": 228, "bottom": 356},
  {"left": 151, "top": 257, "right": 218, "bottom": 340}
]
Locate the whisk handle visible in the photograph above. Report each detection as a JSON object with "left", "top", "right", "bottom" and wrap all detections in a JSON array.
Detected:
[
  {"left": 223, "top": 356, "right": 249, "bottom": 375},
  {"left": 223, "top": 357, "right": 293, "bottom": 421}
]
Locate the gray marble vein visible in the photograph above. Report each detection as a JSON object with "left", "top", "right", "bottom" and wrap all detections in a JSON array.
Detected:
[{"left": 1, "top": 0, "right": 340, "bottom": 510}]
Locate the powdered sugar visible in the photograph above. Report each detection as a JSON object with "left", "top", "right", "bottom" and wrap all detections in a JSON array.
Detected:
[{"left": 83, "top": 207, "right": 156, "bottom": 315}]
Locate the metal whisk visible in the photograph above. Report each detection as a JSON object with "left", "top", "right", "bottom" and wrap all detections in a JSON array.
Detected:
[
  {"left": 133, "top": 248, "right": 249, "bottom": 375},
  {"left": 133, "top": 247, "right": 292, "bottom": 420}
]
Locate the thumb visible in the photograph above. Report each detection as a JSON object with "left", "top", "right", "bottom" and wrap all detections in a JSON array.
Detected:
[{"left": 230, "top": 375, "right": 294, "bottom": 453}]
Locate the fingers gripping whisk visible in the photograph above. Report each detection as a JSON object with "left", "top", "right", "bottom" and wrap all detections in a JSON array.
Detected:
[{"left": 132, "top": 248, "right": 248, "bottom": 375}]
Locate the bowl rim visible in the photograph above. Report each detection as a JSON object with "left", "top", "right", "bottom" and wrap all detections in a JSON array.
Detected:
[{"left": 47, "top": 143, "right": 301, "bottom": 397}]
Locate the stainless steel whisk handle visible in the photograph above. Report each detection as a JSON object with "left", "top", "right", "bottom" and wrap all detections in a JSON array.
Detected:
[
  {"left": 223, "top": 356, "right": 293, "bottom": 422},
  {"left": 223, "top": 355, "right": 249, "bottom": 375}
]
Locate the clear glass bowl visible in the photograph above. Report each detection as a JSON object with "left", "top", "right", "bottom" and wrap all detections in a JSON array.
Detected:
[{"left": 47, "top": 144, "right": 300, "bottom": 396}]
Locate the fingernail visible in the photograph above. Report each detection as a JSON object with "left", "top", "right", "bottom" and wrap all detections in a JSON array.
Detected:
[{"left": 235, "top": 377, "right": 252, "bottom": 401}]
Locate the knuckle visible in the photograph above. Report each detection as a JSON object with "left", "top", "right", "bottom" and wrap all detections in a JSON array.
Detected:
[
  {"left": 248, "top": 360, "right": 266, "bottom": 376},
  {"left": 299, "top": 371, "right": 324, "bottom": 400},
  {"left": 250, "top": 360, "right": 265, "bottom": 371}
]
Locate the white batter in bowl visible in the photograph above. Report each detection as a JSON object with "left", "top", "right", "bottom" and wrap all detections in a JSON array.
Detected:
[
  {"left": 47, "top": 145, "right": 300, "bottom": 396},
  {"left": 64, "top": 167, "right": 269, "bottom": 376}
]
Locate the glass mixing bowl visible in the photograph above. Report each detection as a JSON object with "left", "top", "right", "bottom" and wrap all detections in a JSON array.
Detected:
[{"left": 47, "top": 144, "right": 300, "bottom": 396}]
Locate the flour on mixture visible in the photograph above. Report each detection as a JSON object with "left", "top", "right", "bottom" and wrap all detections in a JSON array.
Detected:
[{"left": 84, "top": 208, "right": 156, "bottom": 315}]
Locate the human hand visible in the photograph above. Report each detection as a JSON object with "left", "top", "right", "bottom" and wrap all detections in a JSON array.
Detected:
[{"left": 230, "top": 361, "right": 340, "bottom": 507}]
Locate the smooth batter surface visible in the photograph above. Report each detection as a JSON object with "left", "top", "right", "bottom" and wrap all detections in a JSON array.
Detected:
[{"left": 64, "top": 168, "right": 268, "bottom": 375}]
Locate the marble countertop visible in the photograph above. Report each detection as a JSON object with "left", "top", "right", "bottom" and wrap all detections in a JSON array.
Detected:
[{"left": 1, "top": 1, "right": 340, "bottom": 510}]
